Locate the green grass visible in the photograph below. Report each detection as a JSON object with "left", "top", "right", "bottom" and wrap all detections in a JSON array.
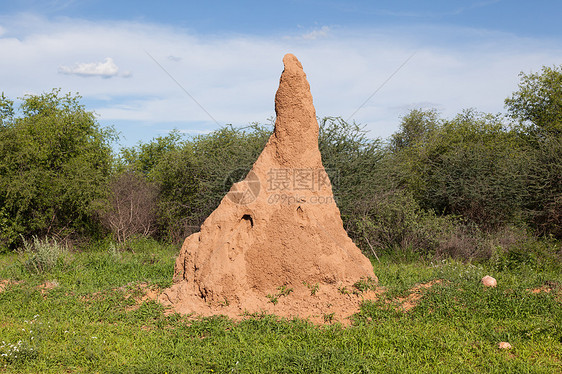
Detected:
[{"left": 1, "top": 238, "right": 561, "bottom": 373}]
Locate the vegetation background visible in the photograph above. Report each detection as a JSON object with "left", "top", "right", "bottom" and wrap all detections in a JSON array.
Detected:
[{"left": 1, "top": 65, "right": 561, "bottom": 263}]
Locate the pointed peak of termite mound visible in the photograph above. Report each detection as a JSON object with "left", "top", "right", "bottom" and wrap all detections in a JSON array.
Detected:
[{"left": 267, "top": 53, "right": 321, "bottom": 168}]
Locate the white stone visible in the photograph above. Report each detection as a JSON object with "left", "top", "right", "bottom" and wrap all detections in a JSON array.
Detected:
[
  {"left": 498, "top": 342, "right": 512, "bottom": 349},
  {"left": 481, "top": 275, "right": 497, "bottom": 287}
]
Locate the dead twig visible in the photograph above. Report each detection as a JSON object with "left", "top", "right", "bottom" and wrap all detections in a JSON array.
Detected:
[{"left": 364, "top": 236, "right": 381, "bottom": 263}]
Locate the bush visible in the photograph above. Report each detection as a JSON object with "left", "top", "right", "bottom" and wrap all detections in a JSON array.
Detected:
[
  {"left": 505, "top": 65, "right": 562, "bottom": 237},
  {"left": 97, "top": 171, "right": 159, "bottom": 245},
  {"left": 115, "top": 109, "right": 561, "bottom": 260},
  {"left": 318, "top": 117, "right": 387, "bottom": 215},
  {"left": 0, "top": 90, "right": 115, "bottom": 249},
  {"left": 120, "top": 124, "right": 271, "bottom": 242},
  {"left": 389, "top": 108, "right": 440, "bottom": 152},
  {"left": 391, "top": 109, "right": 536, "bottom": 229},
  {"left": 491, "top": 232, "right": 562, "bottom": 272},
  {"left": 17, "top": 236, "right": 69, "bottom": 273},
  {"left": 345, "top": 189, "right": 462, "bottom": 259},
  {"left": 524, "top": 134, "right": 562, "bottom": 238}
]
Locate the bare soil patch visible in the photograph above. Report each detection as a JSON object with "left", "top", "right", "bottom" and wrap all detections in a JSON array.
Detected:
[
  {"left": 0, "top": 279, "right": 23, "bottom": 293},
  {"left": 396, "top": 280, "right": 443, "bottom": 312}
]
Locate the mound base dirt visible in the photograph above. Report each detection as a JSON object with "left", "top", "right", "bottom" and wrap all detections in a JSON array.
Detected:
[{"left": 160, "top": 54, "right": 377, "bottom": 324}]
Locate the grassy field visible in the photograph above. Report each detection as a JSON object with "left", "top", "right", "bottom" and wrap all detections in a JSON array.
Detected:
[{"left": 0, "top": 238, "right": 560, "bottom": 373}]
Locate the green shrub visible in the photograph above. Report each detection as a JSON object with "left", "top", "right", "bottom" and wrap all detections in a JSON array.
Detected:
[
  {"left": 391, "top": 109, "right": 535, "bottom": 229},
  {"left": 17, "top": 236, "right": 69, "bottom": 273},
  {"left": 524, "top": 134, "right": 562, "bottom": 238},
  {"left": 346, "top": 189, "right": 457, "bottom": 258},
  {"left": 120, "top": 124, "right": 270, "bottom": 242},
  {"left": 0, "top": 90, "right": 115, "bottom": 249},
  {"left": 318, "top": 117, "right": 386, "bottom": 214},
  {"left": 491, "top": 233, "right": 562, "bottom": 272}
]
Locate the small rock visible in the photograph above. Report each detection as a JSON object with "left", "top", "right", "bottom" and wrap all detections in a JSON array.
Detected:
[
  {"left": 481, "top": 275, "right": 497, "bottom": 287},
  {"left": 498, "top": 342, "right": 512, "bottom": 349}
]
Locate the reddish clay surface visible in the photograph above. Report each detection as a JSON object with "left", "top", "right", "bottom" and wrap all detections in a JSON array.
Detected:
[{"left": 160, "top": 54, "right": 377, "bottom": 324}]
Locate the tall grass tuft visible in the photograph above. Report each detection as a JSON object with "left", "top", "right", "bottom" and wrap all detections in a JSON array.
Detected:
[{"left": 18, "top": 236, "right": 69, "bottom": 273}]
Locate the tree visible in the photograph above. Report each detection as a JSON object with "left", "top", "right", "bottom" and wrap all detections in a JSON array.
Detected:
[
  {"left": 390, "top": 109, "right": 440, "bottom": 152},
  {"left": 0, "top": 93, "right": 14, "bottom": 126},
  {"left": 118, "top": 130, "right": 183, "bottom": 175},
  {"left": 119, "top": 124, "right": 271, "bottom": 241},
  {"left": 505, "top": 65, "right": 562, "bottom": 238},
  {"left": 0, "top": 89, "right": 115, "bottom": 250},
  {"left": 505, "top": 65, "right": 562, "bottom": 135},
  {"left": 318, "top": 117, "right": 387, "bottom": 216},
  {"left": 391, "top": 109, "right": 535, "bottom": 229},
  {"left": 99, "top": 171, "right": 159, "bottom": 245}
]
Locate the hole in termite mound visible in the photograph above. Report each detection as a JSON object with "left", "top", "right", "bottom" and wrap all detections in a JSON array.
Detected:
[{"left": 241, "top": 214, "right": 254, "bottom": 227}]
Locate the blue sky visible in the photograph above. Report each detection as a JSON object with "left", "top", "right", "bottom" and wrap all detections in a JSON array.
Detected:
[{"left": 1, "top": 0, "right": 561, "bottom": 148}]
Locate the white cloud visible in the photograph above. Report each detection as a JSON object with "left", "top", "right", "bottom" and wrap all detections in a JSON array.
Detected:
[
  {"left": 300, "top": 26, "right": 331, "bottom": 40},
  {"left": 0, "top": 15, "right": 561, "bottom": 146},
  {"left": 58, "top": 57, "right": 124, "bottom": 78}
]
